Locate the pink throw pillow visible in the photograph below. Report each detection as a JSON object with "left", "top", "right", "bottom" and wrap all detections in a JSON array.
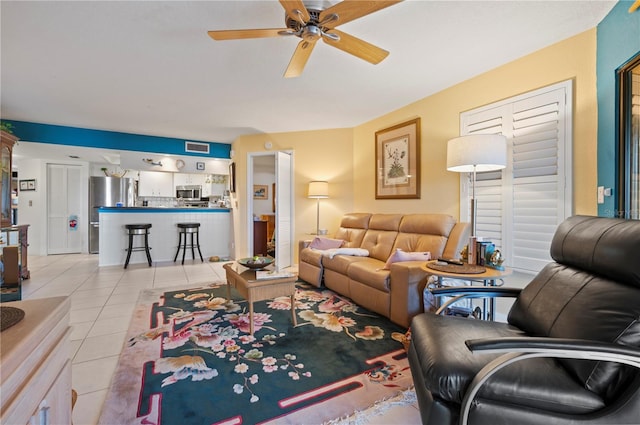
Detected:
[
  {"left": 309, "top": 237, "right": 344, "bottom": 250},
  {"left": 382, "top": 249, "right": 431, "bottom": 270}
]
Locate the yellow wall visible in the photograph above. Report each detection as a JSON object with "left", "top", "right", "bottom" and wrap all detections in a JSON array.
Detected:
[
  {"left": 353, "top": 28, "right": 598, "bottom": 217},
  {"left": 232, "top": 29, "right": 598, "bottom": 262},
  {"left": 231, "top": 128, "right": 354, "bottom": 260}
]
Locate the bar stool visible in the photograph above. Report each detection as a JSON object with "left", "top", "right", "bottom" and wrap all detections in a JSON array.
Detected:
[
  {"left": 174, "top": 223, "right": 204, "bottom": 265},
  {"left": 124, "top": 223, "right": 152, "bottom": 269}
]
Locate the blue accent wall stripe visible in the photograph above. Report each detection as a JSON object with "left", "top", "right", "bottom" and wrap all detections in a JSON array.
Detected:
[{"left": 4, "top": 120, "right": 231, "bottom": 159}]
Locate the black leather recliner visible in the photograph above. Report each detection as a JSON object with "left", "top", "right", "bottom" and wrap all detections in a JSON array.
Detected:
[{"left": 408, "top": 215, "right": 640, "bottom": 425}]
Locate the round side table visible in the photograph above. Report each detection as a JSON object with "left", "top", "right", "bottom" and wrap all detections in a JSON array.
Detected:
[{"left": 421, "top": 260, "right": 512, "bottom": 320}]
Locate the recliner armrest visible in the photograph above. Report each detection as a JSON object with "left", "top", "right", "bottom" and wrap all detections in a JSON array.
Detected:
[
  {"left": 458, "top": 336, "right": 640, "bottom": 425},
  {"left": 466, "top": 336, "right": 640, "bottom": 359}
]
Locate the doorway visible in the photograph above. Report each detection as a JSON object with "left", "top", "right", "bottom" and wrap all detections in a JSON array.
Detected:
[
  {"left": 247, "top": 151, "right": 294, "bottom": 269},
  {"left": 47, "top": 164, "right": 83, "bottom": 254}
]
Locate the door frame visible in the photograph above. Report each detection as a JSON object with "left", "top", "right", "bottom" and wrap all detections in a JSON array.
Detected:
[{"left": 246, "top": 150, "right": 295, "bottom": 267}]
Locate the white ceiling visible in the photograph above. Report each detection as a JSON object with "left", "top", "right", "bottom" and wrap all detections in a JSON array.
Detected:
[{"left": 1, "top": 0, "right": 616, "bottom": 149}]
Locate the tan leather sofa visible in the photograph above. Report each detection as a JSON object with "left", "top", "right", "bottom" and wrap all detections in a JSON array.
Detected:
[{"left": 299, "top": 213, "right": 470, "bottom": 328}]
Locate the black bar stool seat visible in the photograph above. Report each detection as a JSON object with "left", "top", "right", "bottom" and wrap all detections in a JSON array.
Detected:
[
  {"left": 174, "top": 223, "right": 204, "bottom": 265},
  {"left": 124, "top": 223, "right": 153, "bottom": 269}
]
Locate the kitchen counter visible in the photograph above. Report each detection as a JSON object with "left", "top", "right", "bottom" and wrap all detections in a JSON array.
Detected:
[
  {"left": 98, "top": 207, "right": 232, "bottom": 266},
  {"left": 99, "top": 206, "right": 231, "bottom": 212}
]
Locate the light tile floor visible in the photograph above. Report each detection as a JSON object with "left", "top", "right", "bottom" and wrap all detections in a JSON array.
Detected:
[{"left": 22, "top": 253, "right": 421, "bottom": 425}]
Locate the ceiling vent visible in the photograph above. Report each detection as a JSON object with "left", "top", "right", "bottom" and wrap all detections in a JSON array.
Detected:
[{"left": 185, "top": 141, "right": 210, "bottom": 154}]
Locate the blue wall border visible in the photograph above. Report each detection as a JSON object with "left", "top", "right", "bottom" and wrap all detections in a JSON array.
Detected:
[{"left": 4, "top": 120, "right": 231, "bottom": 159}]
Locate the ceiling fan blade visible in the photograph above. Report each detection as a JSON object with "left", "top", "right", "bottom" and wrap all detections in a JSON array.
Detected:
[
  {"left": 323, "top": 29, "right": 389, "bottom": 64},
  {"left": 284, "top": 40, "right": 317, "bottom": 78},
  {"left": 208, "top": 28, "right": 289, "bottom": 41},
  {"left": 319, "top": 0, "right": 403, "bottom": 29},
  {"left": 279, "top": 0, "right": 310, "bottom": 24}
]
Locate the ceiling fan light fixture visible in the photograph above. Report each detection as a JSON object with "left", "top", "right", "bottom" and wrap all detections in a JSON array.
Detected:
[{"left": 302, "top": 25, "right": 321, "bottom": 41}]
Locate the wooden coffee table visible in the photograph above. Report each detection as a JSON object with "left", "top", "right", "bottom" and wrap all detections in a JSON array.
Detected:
[{"left": 223, "top": 262, "right": 298, "bottom": 335}]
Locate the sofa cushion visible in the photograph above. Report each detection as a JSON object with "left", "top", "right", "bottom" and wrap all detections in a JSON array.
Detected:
[
  {"left": 339, "top": 212, "right": 372, "bottom": 229},
  {"left": 348, "top": 258, "right": 390, "bottom": 292},
  {"left": 360, "top": 230, "right": 399, "bottom": 262},
  {"left": 390, "top": 214, "right": 458, "bottom": 259},
  {"left": 369, "top": 214, "right": 403, "bottom": 231},
  {"left": 334, "top": 228, "right": 368, "bottom": 248},
  {"left": 399, "top": 214, "right": 457, "bottom": 236},
  {"left": 382, "top": 249, "right": 431, "bottom": 270},
  {"left": 392, "top": 233, "right": 448, "bottom": 259},
  {"left": 410, "top": 313, "right": 605, "bottom": 414},
  {"left": 322, "top": 253, "right": 371, "bottom": 275}
]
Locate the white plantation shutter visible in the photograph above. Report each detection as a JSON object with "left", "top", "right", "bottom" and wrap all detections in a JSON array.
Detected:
[{"left": 460, "top": 81, "right": 573, "bottom": 273}]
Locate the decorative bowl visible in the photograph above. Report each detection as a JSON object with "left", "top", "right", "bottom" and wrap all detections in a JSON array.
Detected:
[{"left": 238, "top": 256, "right": 274, "bottom": 270}]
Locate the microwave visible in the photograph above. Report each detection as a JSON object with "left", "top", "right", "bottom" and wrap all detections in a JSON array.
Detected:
[{"left": 176, "top": 185, "right": 202, "bottom": 200}]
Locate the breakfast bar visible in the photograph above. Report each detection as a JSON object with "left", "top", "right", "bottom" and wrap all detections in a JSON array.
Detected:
[{"left": 98, "top": 207, "right": 232, "bottom": 267}]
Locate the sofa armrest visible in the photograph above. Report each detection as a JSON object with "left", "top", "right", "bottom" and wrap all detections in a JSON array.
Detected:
[
  {"left": 388, "top": 261, "right": 432, "bottom": 328},
  {"left": 459, "top": 337, "right": 640, "bottom": 425},
  {"left": 442, "top": 221, "right": 471, "bottom": 260},
  {"left": 298, "top": 239, "right": 312, "bottom": 260}
]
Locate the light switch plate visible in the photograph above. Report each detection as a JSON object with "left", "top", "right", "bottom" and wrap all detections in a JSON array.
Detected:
[{"left": 597, "top": 186, "right": 604, "bottom": 204}]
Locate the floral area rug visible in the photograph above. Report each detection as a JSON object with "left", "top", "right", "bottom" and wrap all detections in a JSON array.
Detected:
[{"left": 98, "top": 281, "right": 413, "bottom": 425}]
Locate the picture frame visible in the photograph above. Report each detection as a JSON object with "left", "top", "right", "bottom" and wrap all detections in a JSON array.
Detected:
[
  {"left": 253, "top": 184, "right": 268, "bottom": 200},
  {"left": 229, "top": 162, "right": 236, "bottom": 193},
  {"left": 19, "top": 179, "right": 36, "bottom": 191},
  {"left": 375, "top": 118, "right": 421, "bottom": 199}
]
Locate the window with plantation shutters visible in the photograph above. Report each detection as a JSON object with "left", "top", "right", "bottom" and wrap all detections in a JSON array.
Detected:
[{"left": 459, "top": 80, "right": 573, "bottom": 274}]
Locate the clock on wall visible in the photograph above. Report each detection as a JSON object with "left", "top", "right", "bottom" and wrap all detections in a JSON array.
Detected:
[{"left": 175, "top": 159, "right": 185, "bottom": 170}]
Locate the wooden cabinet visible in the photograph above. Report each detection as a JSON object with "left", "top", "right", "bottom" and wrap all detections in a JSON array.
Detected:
[
  {"left": 253, "top": 215, "right": 275, "bottom": 257},
  {"left": 0, "top": 297, "right": 72, "bottom": 425},
  {"left": 138, "top": 171, "right": 174, "bottom": 197},
  {"left": 1, "top": 224, "right": 30, "bottom": 282},
  {"left": 253, "top": 220, "right": 268, "bottom": 256},
  {"left": 1, "top": 130, "right": 17, "bottom": 228}
]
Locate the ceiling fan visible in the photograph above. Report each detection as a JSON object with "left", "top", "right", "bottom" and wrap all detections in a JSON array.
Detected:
[{"left": 207, "top": 0, "right": 403, "bottom": 78}]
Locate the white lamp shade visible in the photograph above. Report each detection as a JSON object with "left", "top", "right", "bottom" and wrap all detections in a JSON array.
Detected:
[
  {"left": 447, "top": 134, "right": 507, "bottom": 173},
  {"left": 308, "top": 181, "right": 329, "bottom": 198}
]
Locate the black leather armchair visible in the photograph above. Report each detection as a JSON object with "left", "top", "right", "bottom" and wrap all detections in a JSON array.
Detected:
[{"left": 408, "top": 215, "right": 640, "bottom": 425}]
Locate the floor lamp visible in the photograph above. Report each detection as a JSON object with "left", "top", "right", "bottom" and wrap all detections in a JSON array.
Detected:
[
  {"left": 308, "top": 181, "right": 329, "bottom": 235},
  {"left": 447, "top": 135, "right": 507, "bottom": 237}
]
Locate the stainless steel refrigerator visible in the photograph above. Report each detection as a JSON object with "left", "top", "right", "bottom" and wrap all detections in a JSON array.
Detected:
[{"left": 89, "top": 176, "right": 136, "bottom": 253}]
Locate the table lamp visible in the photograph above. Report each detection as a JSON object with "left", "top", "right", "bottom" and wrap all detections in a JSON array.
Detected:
[
  {"left": 308, "top": 181, "right": 329, "bottom": 235},
  {"left": 447, "top": 134, "right": 507, "bottom": 237}
]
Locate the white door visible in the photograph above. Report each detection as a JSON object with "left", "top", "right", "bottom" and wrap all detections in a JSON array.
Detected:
[
  {"left": 47, "top": 164, "right": 83, "bottom": 254},
  {"left": 275, "top": 151, "right": 293, "bottom": 269}
]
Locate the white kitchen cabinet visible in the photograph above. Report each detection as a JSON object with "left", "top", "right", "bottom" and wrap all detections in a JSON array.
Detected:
[
  {"left": 174, "top": 173, "right": 206, "bottom": 187},
  {"left": 138, "top": 171, "right": 174, "bottom": 197}
]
